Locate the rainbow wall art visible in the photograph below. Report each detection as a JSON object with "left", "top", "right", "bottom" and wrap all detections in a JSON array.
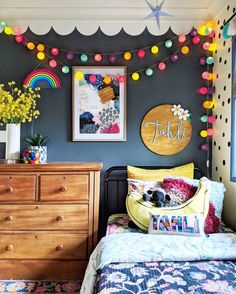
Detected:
[{"left": 24, "top": 69, "right": 61, "bottom": 88}]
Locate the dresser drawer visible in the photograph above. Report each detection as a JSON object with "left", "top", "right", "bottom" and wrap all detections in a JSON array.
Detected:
[
  {"left": 40, "top": 175, "right": 89, "bottom": 201},
  {"left": 0, "top": 175, "right": 36, "bottom": 202},
  {"left": 0, "top": 204, "right": 88, "bottom": 231},
  {"left": 0, "top": 232, "right": 87, "bottom": 259}
]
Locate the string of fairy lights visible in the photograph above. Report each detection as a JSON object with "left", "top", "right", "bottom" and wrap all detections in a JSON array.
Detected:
[{"left": 0, "top": 20, "right": 217, "bottom": 160}]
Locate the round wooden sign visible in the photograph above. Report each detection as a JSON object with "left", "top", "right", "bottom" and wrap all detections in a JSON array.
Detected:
[{"left": 141, "top": 104, "right": 192, "bottom": 155}]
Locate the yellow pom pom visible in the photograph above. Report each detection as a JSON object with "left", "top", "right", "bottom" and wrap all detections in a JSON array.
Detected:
[
  {"left": 132, "top": 72, "right": 140, "bottom": 81},
  {"left": 37, "top": 52, "right": 45, "bottom": 60},
  {"left": 37, "top": 44, "right": 45, "bottom": 52},
  {"left": 124, "top": 52, "right": 132, "bottom": 61},
  {"left": 27, "top": 42, "right": 35, "bottom": 50},
  {"left": 200, "top": 130, "right": 208, "bottom": 138},
  {"left": 151, "top": 46, "right": 159, "bottom": 54},
  {"left": 181, "top": 46, "right": 189, "bottom": 54},
  {"left": 4, "top": 27, "right": 13, "bottom": 35},
  {"left": 203, "top": 101, "right": 214, "bottom": 109}
]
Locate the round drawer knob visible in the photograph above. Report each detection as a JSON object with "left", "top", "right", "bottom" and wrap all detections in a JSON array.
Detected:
[
  {"left": 5, "top": 216, "right": 13, "bottom": 222},
  {"left": 6, "top": 187, "right": 13, "bottom": 193},
  {"left": 5, "top": 244, "right": 13, "bottom": 251},
  {"left": 56, "top": 215, "right": 64, "bottom": 222},
  {"left": 60, "top": 186, "right": 67, "bottom": 192},
  {"left": 56, "top": 244, "right": 64, "bottom": 251}
]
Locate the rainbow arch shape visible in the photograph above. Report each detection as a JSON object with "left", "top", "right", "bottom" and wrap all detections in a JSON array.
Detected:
[{"left": 24, "top": 69, "right": 61, "bottom": 88}]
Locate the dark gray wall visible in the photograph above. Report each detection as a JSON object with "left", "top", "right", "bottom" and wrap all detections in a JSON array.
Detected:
[{"left": 0, "top": 29, "right": 209, "bottom": 234}]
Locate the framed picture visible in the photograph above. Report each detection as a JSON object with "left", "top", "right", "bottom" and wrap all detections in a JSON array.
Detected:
[{"left": 72, "top": 66, "right": 127, "bottom": 141}]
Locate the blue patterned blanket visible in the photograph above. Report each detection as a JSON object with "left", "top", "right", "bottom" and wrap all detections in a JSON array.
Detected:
[{"left": 80, "top": 233, "right": 236, "bottom": 293}]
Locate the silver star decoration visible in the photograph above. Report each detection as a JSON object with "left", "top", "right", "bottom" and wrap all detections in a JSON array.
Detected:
[{"left": 144, "top": 0, "right": 172, "bottom": 29}]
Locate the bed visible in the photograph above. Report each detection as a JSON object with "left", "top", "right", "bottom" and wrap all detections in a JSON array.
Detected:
[{"left": 81, "top": 166, "right": 236, "bottom": 294}]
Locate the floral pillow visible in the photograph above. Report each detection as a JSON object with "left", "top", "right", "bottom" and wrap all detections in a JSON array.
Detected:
[
  {"left": 127, "top": 178, "right": 160, "bottom": 195},
  {"left": 162, "top": 176, "right": 226, "bottom": 233}
]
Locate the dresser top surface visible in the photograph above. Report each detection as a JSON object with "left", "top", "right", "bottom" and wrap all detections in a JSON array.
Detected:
[{"left": 0, "top": 162, "right": 103, "bottom": 172}]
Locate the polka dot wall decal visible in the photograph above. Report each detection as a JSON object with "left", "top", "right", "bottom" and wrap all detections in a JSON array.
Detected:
[
  {"left": 228, "top": 142, "right": 231, "bottom": 147},
  {"left": 220, "top": 114, "right": 222, "bottom": 119},
  {"left": 219, "top": 176, "right": 222, "bottom": 182},
  {"left": 228, "top": 47, "right": 231, "bottom": 53},
  {"left": 233, "top": 7, "right": 236, "bottom": 13},
  {"left": 223, "top": 41, "right": 226, "bottom": 47},
  {"left": 228, "top": 98, "right": 231, "bottom": 104},
  {"left": 225, "top": 118, "right": 228, "bottom": 123},
  {"left": 222, "top": 101, "right": 225, "bottom": 106},
  {"left": 223, "top": 86, "right": 226, "bottom": 92},
  {"left": 216, "top": 166, "right": 218, "bottom": 171},
  {"left": 218, "top": 94, "right": 221, "bottom": 99},
  {"left": 224, "top": 60, "right": 227, "bottom": 65},
  {"left": 214, "top": 141, "right": 216, "bottom": 146},
  {"left": 228, "top": 73, "right": 231, "bottom": 79},
  {"left": 217, "top": 20, "right": 220, "bottom": 25},
  {"left": 223, "top": 160, "right": 226, "bottom": 165},
  {"left": 227, "top": 5, "right": 230, "bottom": 10},
  {"left": 218, "top": 146, "right": 221, "bottom": 150},
  {"left": 222, "top": 132, "right": 225, "bottom": 137},
  {"left": 219, "top": 57, "right": 222, "bottom": 63}
]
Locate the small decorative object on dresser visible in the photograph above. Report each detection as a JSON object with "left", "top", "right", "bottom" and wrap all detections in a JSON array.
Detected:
[
  {"left": 0, "top": 162, "right": 102, "bottom": 280},
  {"left": 25, "top": 133, "right": 48, "bottom": 163}
]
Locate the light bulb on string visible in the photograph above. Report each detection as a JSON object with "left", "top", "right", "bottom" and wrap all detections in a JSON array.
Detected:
[
  {"left": 170, "top": 54, "right": 179, "bottom": 62},
  {"left": 200, "top": 130, "right": 208, "bottom": 137},
  {"left": 109, "top": 54, "right": 117, "bottom": 63},
  {"left": 15, "top": 35, "right": 23, "bottom": 43},
  {"left": 203, "top": 100, "right": 214, "bottom": 109},
  {"left": 80, "top": 54, "right": 88, "bottom": 62},
  {"left": 62, "top": 66, "right": 70, "bottom": 74},
  {"left": 151, "top": 46, "right": 159, "bottom": 54},
  {"left": 132, "top": 72, "right": 140, "bottom": 81},
  {"left": 51, "top": 48, "right": 59, "bottom": 56},
  {"left": 146, "top": 68, "right": 153, "bottom": 76},
  {"left": 37, "top": 44, "right": 45, "bottom": 52},
  {"left": 192, "top": 36, "right": 201, "bottom": 45},
  {"left": 165, "top": 40, "right": 172, "bottom": 48},
  {"left": 37, "top": 52, "right": 45, "bottom": 60},
  {"left": 181, "top": 46, "right": 189, "bottom": 54},
  {"left": 199, "top": 87, "right": 208, "bottom": 95},
  {"left": 66, "top": 52, "right": 74, "bottom": 60},
  {"left": 137, "top": 49, "right": 145, "bottom": 58},
  {"left": 201, "top": 144, "right": 209, "bottom": 151},
  {"left": 200, "top": 57, "right": 206, "bottom": 65},
  {"left": 178, "top": 35, "right": 186, "bottom": 43},
  {"left": 208, "top": 116, "right": 216, "bottom": 123},
  {"left": 94, "top": 53, "right": 102, "bottom": 62},
  {"left": 124, "top": 52, "right": 132, "bottom": 61},
  {"left": 27, "top": 42, "right": 35, "bottom": 50},
  {"left": 158, "top": 62, "right": 166, "bottom": 71},
  {"left": 200, "top": 115, "right": 208, "bottom": 123},
  {"left": 49, "top": 59, "right": 57, "bottom": 68}
]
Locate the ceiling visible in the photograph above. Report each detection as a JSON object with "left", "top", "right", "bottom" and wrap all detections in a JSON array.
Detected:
[{"left": 0, "top": 0, "right": 228, "bottom": 35}]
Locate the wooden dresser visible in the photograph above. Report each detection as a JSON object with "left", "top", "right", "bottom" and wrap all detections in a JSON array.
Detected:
[{"left": 0, "top": 162, "right": 102, "bottom": 280}]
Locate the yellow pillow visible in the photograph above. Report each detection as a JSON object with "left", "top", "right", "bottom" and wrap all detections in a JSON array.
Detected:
[
  {"left": 127, "top": 162, "right": 194, "bottom": 181},
  {"left": 126, "top": 177, "right": 210, "bottom": 231}
]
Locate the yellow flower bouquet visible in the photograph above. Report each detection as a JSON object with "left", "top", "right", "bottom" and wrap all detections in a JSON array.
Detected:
[{"left": 0, "top": 81, "right": 41, "bottom": 125}]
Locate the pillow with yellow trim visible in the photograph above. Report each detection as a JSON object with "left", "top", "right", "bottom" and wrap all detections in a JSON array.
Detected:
[
  {"left": 126, "top": 177, "right": 210, "bottom": 232},
  {"left": 127, "top": 162, "right": 194, "bottom": 181}
]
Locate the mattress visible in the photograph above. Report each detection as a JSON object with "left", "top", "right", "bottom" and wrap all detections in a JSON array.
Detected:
[{"left": 92, "top": 214, "right": 236, "bottom": 294}]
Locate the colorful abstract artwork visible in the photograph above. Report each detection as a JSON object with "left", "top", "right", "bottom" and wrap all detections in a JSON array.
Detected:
[{"left": 72, "top": 66, "right": 126, "bottom": 141}]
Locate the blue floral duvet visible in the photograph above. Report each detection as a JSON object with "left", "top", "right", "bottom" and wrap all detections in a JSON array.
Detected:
[
  {"left": 96, "top": 261, "right": 236, "bottom": 294},
  {"left": 80, "top": 215, "right": 236, "bottom": 294}
]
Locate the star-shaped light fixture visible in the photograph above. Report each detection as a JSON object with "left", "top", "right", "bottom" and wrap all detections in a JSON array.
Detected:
[{"left": 144, "top": 0, "right": 172, "bottom": 29}]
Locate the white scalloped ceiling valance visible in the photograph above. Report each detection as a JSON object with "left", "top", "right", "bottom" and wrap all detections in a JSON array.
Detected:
[{"left": 0, "top": 0, "right": 227, "bottom": 36}]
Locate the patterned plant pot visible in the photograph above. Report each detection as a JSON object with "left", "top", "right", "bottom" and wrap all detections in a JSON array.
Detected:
[{"left": 30, "top": 146, "right": 47, "bottom": 164}]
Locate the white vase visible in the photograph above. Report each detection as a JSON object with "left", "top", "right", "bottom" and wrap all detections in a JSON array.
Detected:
[{"left": 5, "top": 123, "right": 21, "bottom": 160}]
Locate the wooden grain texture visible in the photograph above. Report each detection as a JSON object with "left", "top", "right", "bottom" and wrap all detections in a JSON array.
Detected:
[
  {"left": 0, "top": 162, "right": 102, "bottom": 279},
  {"left": 0, "top": 260, "right": 87, "bottom": 280},
  {"left": 0, "top": 231, "right": 87, "bottom": 259},
  {"left": 0, "top": 162, "right": 103, "bottom": 172},
  {"left": 0, "top": 204, "right": 88, "bottom": 231},
  {"left": 40, "top": 175, "right": 89, "bottom": 201},
  {"left": 0, "top": 175, "right": 36, "bottom": 201},
  {"left": 141, "top": 104, "right": 192, "bottom": 155}
]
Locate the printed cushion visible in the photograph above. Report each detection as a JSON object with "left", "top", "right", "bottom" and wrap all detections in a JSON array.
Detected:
[
  {"left": 126, "top": 177, "right": 210, "bottom": 231},
  {"left": 164, "top": 176, "right": 226, "bottom": 233},
  {"left": 149, "top": 213, "right": 205, "bottom": 236},
  {"left": 127, "top": 162, "right": 194, "bottom": 181},
  {"left": 127, "top": 178, "right": 160, "bottom": 194}
]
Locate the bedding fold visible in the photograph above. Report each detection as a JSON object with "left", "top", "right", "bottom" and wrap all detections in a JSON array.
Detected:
[{"left": 80, "top": 232, "right": 236, "bottom": 294}]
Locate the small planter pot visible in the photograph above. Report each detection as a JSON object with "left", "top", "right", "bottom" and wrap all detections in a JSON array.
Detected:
[{"left": 30, "top": 146, "right": 47, "bottom": 164}]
